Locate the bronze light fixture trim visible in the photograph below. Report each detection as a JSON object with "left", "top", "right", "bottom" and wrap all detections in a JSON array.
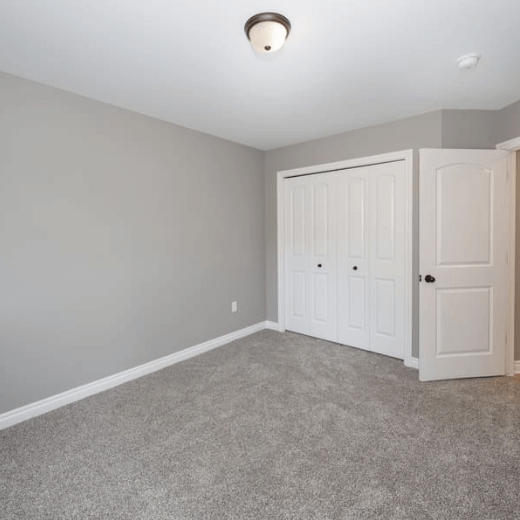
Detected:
[{"left": 244, "top": 12, "right": 291, "bottom": 53}]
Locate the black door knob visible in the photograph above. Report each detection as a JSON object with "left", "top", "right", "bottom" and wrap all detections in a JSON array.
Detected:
[
  {"left": 425, "top": 274, "right": 436, "bottom": 283},
  {"left": 353, "top": 266, "right": 358, "bottom": 270},
  {"left": 317, "top": 263, "right": 322, "bottom": 268}
]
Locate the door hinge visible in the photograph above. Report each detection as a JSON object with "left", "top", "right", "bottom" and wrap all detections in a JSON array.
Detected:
[{"left": 419, "top": 275, "right": 422, "bottom": 282}]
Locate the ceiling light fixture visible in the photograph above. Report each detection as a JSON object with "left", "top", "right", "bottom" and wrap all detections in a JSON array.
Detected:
[
  {"left": 457, "top": 53, "right": 481, "bottom": 71},
  {"left": 244, "top": 12, "right": 291, "bottom": 54}
]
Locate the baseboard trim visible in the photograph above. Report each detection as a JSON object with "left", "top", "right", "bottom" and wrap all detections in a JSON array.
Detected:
[
  {"left": 404, "top": 357, "right": 419, "bottom": 370},
  {"left": 405, "top": 357, "right": 518, "bottom": 374},
  {"left": 405, "top": 358, "right": 517, "bottom": 374},
  {"left": 0, "top": 321, "right": 269, "bottom": 431},
  {"left": 265, "top": 321, "right": 279, "bottom": 331}
]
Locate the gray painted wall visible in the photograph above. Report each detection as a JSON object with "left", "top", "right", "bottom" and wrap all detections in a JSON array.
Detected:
[
  {"left": 2, "top": 67, "right": 519, "bottom": 416},
  {"left": 441, "top": 109, "right": 499, "bottom": 149},
  {"left": 265, "top": 111, "right": 444, "bottom": 358},
  {"left": 497, "top": 99, "right": 520, "bottom": 144},
  {"left": 0, "top": 72, "right": 266, "bottom": 414}
]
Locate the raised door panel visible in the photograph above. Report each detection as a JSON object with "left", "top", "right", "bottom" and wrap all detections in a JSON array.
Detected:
[
  {"left": 312, "top": 273, "right": 329, "bottom": 323},
  {"left": 375, "top": 174, "right": 395, "bottom": 261},
  {"left": 291, "top": 185, "right": 306, "bottom": 257},
  {"left": 347, "top": 177, "right": 366, "bottom": 259},
  {"left": 312, "top": 182, "right": 329, "bottom": 257},
  {"left": 436, "top": 287, "right": 492, "bottom": 356},
  {"left": 291, "top": 271, "right": 307, "bottom": 319},
  {"left": 374, "top": 278, "right": 396, "bottom": 337},
  {"left": 437, "top": 166, "right": 492, "bottom": 266},
  {"left": 348, "top": 276, "right": 366, "bottom": 330},
  {"left": 337, "top": 169, "right": 370, "bottom": 350}
]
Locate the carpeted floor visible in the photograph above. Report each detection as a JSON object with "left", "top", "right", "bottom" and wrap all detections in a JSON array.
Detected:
[{"left": 1, "top": 330, "right": 519, "bottom": 520}]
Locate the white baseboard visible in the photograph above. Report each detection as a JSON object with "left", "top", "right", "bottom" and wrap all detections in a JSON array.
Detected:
[
  {"left": 265, "top": 321, "right": 279, "bottom": 331},
  {"left": 0, "top": 321, "right": 269, "bottom": 431},
  {"left": 405, "top": 357, "right": 518, "bottom": 374},
  {"left": 404, "top": 356, "right": 419, "bottom": 370}
]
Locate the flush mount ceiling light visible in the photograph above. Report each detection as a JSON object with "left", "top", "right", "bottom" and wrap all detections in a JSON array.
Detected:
[
  {"left": 457, "top": 53, "right": 481, "bottom": 71},
  {"left": 244, "top": 12, "right": 291, "bottom": 54}
]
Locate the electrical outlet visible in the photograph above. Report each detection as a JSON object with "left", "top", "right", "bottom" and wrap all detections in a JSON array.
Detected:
[{"left": 231, "top": 301, "right": 238, "bottom": 313}]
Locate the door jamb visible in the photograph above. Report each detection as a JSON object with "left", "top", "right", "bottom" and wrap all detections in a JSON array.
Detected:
[
  {"left": 497, "top": 137, "right": 520, "bottom": 376},
  {"left": 276, "top": 149, "right": 414, "bottom": 366}
]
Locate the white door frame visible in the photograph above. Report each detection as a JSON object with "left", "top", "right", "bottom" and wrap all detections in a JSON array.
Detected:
[
  {"left": 276, "top": 149, "right": 414, "bottom": 367},
  {"left": 497, "top": 136, "right": 519, "bottom": 376}
]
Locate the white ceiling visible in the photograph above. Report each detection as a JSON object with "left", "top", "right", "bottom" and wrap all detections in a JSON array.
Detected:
[{"left": 1, "top": 0, "right": 519, "bottom": 150}]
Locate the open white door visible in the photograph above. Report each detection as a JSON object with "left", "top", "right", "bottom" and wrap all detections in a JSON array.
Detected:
[{"left": 419, "top": 149, "right": 510, "bottom": 381}]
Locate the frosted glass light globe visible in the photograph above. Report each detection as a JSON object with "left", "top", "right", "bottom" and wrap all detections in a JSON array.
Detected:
[{"left": 248, "top": 20, "right": 288, "bottom": 53}]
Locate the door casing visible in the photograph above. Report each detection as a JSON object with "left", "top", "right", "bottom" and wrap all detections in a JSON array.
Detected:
[{"left": 496, "top": 136, "right": 520, "bottom": 376}]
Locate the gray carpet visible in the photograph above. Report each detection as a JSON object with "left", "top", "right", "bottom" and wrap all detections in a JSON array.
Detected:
[{"left": 1, "top": 330, "right": 519, "bottom": 520}]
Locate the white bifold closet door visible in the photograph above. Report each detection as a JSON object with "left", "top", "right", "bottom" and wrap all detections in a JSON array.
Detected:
[{"left": 285, "top": 161, "right": 405, "bottom": 360}]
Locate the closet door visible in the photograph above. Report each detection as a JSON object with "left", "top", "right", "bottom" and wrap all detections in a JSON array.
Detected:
[
  {"left": 284, "top": 161, "right": 406, "bottom": 358},
  {"left": 369, "top": 161, "right": 405, "bottom": 359},
  {"left": 308, "top": 173, "right": 337, "bottom": 341},
  {"left": 285, "top": 176, "right": 310, "bottom": 336},
  {"left": 337, "top": 168, "right": 370, "bottom": 350},
  {"left": 284, "top": 173, "right": 337, "bottom": 341}
]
